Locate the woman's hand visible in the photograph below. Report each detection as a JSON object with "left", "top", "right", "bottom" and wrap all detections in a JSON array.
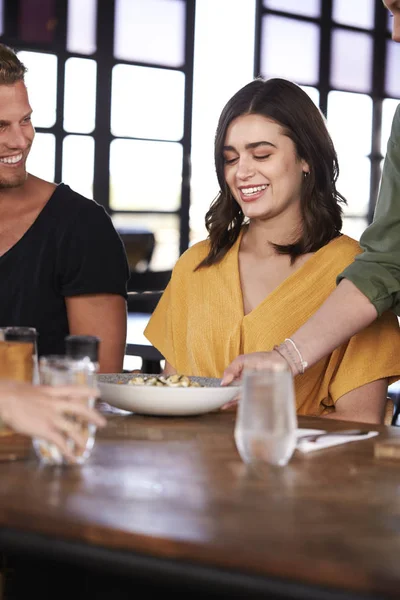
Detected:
[
  {"left": 221, "top": 350, "right": 292, "bottom": 386},
  {"left": 0, "top": 381, "right": 106, "bottom": 462},
  {"left": 220, "top": 351, "right": 293, "bottom": 411}
]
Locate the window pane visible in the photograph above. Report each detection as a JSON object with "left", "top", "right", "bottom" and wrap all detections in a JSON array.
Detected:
[
  {"left": 62, "top": 135, "right": 94, "bottom": 199},
  {"left": 328, "top": 91, "right": 372, "bottom": 216},
  {"left": 381, "top": 98, "right": 400, "bottom": 155},
  {"left": 19, "top": 0, "right": 56, "bottom": 43},
  {"left": 112, "top": 213, "right": 180, "bottom": 271},
  {"left": 114, "top": 0, "right": 185, "bottom": 68},
  {"left": 331, "top": 29, "right": 372, "bottom": 93},
  {"left": 18, "top": 51, "right": 57, "bottom": 128},
  {"left": 261, "top": 16, "right": 320, "bottom": 84},
  {"left": 333, "top": 0, "right": 374, "bottom": 29},
  {"left": 337, "top": 156, "right": 371, "bottom": 216},
  {"left": 67, "top": 0, "right": 97, "bottom": 54},
  {"left": 300, "top": 85, "right": 320, "bottom": 107},
  {"left": 327, "top": 91, "right": 373, "bottom": 156},
  {"left": 27, "top": 132, "right": 55, "bottom": 181},
  {"left": 110, "top": 139, "right": 182, "bottom": 211},
  {"left": 385, "top": 40, "right": 400, "bottom": 98},
  {"left": 263, "top": 0, "right": 320, "bottom": 17},
  {"left": 341, "top": 217, "right": 368, "bottom": 241},
  {"left": 191, "top": 0, "right": 256, "bottom": 248},
  {"left": 64, "top": 58, "right": 97, "bottom": 133},
  {"left": 111, "top": 65, "right": 185, "bottom": 141}
]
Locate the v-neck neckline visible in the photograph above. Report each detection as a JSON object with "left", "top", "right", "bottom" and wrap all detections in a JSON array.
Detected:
[
  {"left": 0, "top": 183, "right": 61, "bottom": 262},
  {"left": 229, "top": 228, "right": 343, "bottom": 319}
]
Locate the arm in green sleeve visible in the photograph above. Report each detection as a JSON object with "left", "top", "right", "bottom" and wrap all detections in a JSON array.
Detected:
[{"left": 338, "top": 104, "right": 400, "bottom": 316}]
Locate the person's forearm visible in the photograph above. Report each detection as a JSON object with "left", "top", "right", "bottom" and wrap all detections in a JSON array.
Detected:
[{"left": 290, "top": 279, "right": 378, "bottom": 369}]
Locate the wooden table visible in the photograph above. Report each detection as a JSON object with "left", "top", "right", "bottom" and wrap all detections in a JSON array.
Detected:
[{"left": 1, "top": 410, "right": 400, "bottom": 599}]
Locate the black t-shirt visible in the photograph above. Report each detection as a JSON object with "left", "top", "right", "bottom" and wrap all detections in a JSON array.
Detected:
[{"left": 0, "top": 183, "right": 130, "bottom": 356}]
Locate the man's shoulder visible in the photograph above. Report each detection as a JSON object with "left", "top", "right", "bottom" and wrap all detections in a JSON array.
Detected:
[
  {"left": 50, "top": 184, "right": 106, "bottom": 216},
  {"left": 44, "top": 184, "right": 116, "bottom": 235}
]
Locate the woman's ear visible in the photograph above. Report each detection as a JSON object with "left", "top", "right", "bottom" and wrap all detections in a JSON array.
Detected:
[{"left": 301, "top": 159, "right": 310, "bottom": 175}]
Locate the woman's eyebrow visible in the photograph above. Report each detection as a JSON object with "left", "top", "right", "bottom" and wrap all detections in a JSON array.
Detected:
[
  {"left": 223, "top": 141, "right": 277, "bottom": 152},
  {"left": 245, "top": 141, "right": 277, "bottom": 150}
]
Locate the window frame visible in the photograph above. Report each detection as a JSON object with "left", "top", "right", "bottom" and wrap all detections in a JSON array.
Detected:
[
  {"left": 254, "top": 0, "right": 392, "bottom": 226},
  {"left": 1, "top": 0, "right": 196, "bottom": 257}
]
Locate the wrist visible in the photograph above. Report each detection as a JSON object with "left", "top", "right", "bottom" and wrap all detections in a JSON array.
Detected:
[
  {"left": 272, "top": 346, "right": 299, "bottom": 376},
  {"left": 273, "top": 338, "right": 308, "bottom": 376}
]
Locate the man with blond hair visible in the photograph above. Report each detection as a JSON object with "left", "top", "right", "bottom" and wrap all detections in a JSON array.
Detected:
[{"left": 0, "top": 44, "right": 129, "bottom": 373}]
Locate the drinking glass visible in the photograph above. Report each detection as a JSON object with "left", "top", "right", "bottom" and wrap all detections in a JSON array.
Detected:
[
  {"left": 234, "top": 365, "right": 297, "bottom": 468},
  {"left": 32, "top": 355, "right": 98, "bottom": 465},
  {"left": 0, "top": 326, "right": 39, "bottom": 384}
]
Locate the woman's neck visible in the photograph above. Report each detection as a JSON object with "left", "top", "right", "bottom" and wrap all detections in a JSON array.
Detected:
[{"left": 243, "top": 213, "right": 302, "bottom": 258}]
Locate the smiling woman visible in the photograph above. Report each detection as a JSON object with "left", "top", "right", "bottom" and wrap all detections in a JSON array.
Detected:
[
  {"left": 200, "top": 77, "right": 344, "bottom": 267},
  {"left": 144, "top": 76, "right": 400, "bottom": 425}
]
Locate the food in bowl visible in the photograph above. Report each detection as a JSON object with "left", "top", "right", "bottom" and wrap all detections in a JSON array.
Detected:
[
  {"left": 97, "top": 373, "right": 240, "bottom": 416},
  {"left": 126, "top": 374, "right": 201, "bottom": 388}
]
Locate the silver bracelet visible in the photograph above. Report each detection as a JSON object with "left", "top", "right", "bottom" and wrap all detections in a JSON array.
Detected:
[{"left": 284, "top": 338, "right": 308, "bottom": 374}]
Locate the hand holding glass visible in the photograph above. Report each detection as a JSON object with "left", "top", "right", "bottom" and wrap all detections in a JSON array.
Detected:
[
  {"left": 234, "top": 365, "right": 297, "bottom": 468},
  {"left": 33, "top": 356, "right": 99, "bottom": 465}
]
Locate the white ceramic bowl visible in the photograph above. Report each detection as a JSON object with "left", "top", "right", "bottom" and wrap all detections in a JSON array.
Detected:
[{"left": 97, "top": 373, "right": 240, "bottom": 416}]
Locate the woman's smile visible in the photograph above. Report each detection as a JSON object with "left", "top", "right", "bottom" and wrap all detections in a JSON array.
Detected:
[{"left": 239, "top": 184, "right": 269, "bottom": 202}]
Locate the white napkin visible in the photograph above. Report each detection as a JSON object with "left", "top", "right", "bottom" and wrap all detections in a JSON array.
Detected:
[{"left": 296, "top": 428, "right": 379, "bottom": 453}]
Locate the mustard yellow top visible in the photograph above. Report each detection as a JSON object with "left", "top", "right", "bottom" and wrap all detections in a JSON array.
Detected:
[{"left": 145, "top": 233, "right": 400, "bottom": 416}]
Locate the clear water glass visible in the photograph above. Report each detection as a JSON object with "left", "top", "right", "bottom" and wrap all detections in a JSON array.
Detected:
[
  {"left": 234, "top": 365, "right": 297, "bottom": 468},
  {"left": 32, "top": 355, "right": 98, "bottom": 465}
]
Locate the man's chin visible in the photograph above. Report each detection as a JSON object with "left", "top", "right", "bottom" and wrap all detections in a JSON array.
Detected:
[{"left": 0, "top": 172, "right": 28, "bottom": 190}]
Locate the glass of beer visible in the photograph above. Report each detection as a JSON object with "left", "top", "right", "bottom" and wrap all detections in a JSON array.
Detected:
[{"left": 0, "top": 326, "right": 39, "bottom": 383}]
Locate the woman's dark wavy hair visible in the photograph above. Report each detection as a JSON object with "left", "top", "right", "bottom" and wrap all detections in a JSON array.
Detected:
[{"left": 197, "top": 77, "right": 346, "bottom": 269}]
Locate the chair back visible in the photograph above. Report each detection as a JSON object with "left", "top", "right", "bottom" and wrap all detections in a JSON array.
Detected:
[
  {"left": 127, "top": 291, "right": 162, "bottom": 314},
  {"left": 125, "top": 270, "right": 171, "bottom": 373},
  {"left": 128, "top": 269, "right": 171, "bottom": 294}
]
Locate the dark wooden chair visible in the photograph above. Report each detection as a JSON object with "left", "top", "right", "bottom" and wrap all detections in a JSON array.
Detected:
[
  {"left": 125, "top": 270, "right": 171, "bottom": 373},
  {"left": 119, "top": 229, "right": 155, "bottom": 271},
  {"left": 127, "top": 269, "right": 171, "bottom": 293},
  {"left": 388, "top": 381, "right": 400, "bottom": 425},
  {"left": 126, "top": 291, "right": 164, "bottom": 374}
]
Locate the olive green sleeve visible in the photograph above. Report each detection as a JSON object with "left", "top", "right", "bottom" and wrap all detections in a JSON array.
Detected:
[{"left": 337, "top": 104, "right": 400, "bottom": 316}]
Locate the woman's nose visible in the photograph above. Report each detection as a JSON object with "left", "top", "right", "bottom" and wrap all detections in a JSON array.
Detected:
[{"left": 236, "top": 157, "right": 255, "bottom": 180}]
